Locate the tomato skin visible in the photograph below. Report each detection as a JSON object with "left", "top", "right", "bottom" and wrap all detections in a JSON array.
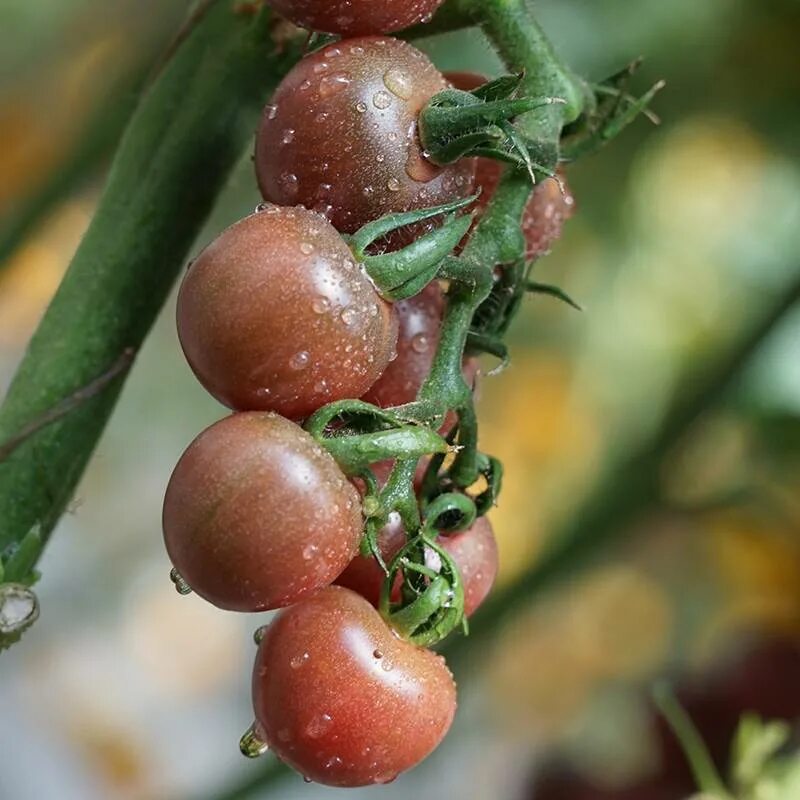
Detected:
[
  {"left": 163, "top": 413, "right": 363, "bottom": 612},
  {"left": 252, "top": 585, "right": 457, "bottom": 786},
  {"left": 337, "top": 515, "right": 498, "bottom": 617},
  {"left": 362, "top": 281, "right": 444, "bottom": 408},
  {"left": 255, "top": 37, "right": 475, "bottom": 234},
  {"left": 267, "top": 0, "right": 446, "bottom": 36},
  {"left": 446, "top": 72, "right": 575, "bottom": 259},
  {"left": 176, "top": 206, "right": 397, "bottom": 419}
]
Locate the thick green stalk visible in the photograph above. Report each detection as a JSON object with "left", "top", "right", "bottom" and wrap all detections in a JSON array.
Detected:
[{"left": 0, "top": 2, "right": 301, "bottom": 559}]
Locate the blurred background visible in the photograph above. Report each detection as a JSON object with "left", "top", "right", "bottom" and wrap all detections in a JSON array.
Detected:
[{"left": 1, "top": 0, "right": 799, "bottom": 798}]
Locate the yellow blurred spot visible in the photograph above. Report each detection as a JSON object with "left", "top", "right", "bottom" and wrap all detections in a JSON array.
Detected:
[{"left": 0, "top": 201, "right": 91, "bottom": 348}]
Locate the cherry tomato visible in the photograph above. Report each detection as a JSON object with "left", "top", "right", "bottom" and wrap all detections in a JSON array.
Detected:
[
  {"left": 163, "top": 412, "right": 363, "bottom": 612},
  {"left": 177, "top": 206, "right": 398, "bottom": 419},
  {"left": 256, "top": 37, "right": 475, "bottom": 234},
  {"left": 362, "top": 281, "right": 443, "bottom": 408},
  {"left": 447, "top": 72, "right": 575, "bottom": 259},
  {"left": 337, "top": 515, "right": 498, "bottom": 617},
  {"left": 266, "top": 0, "right": 446, "bottom": 36},
  {"left": 252, "top": 585, "right": 456, "bottom": 786}
]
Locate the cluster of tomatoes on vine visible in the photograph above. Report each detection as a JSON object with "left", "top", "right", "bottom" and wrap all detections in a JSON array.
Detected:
[{"left": 161, "top": 0, "right": 575, "bottom": 788}]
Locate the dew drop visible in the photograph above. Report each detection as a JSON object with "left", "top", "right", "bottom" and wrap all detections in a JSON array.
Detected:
[
  {"left": 312, "top": 296, "right": 330, "bottom": 314},
  {"left": 355, "top": 101, "right": 368, "bottom": 114},
  {"left": 314, "top": 379, "right": 329, "bottom": 394},
  {"left": 279, "top": 172, "right": 299, "bottom": 198},
  {"left": 313, "top": 62, "right": 329, "bottom": 75},
  {"left": 0, "top": 584, "right": 39, "bottom": 635},
  {"left": 349, "top": 45, "right": 365, "bottom": 55},
  {"left": 381, "top": 660, "right": 394, "bottom": 672},
  {"left": 373, "top": 90, "right": 392, "bottom": 110},
  {"left": 290, "top": 351, "right": 310, "bottom": 371},
  {"left": 290, "top": 652, "right": 310, "bottom": 669},
  {"left": 302, "top": 543, "right": 319, "bottom": 561},
  {"left": 386, "top": 177, "right": 402, "bottom": 192},
  {"left": 303, "top": 776, "right": 313, "bottom": 784},
  {"left": 319, "top": 72, "right": 351, "bottom": 98},
  {"left": 324, "top": 47, "right": 342, "bottom": 59},
  {"left": 373, "top": 649, "right": 383, "bottom": 659},
  {"left": 306, "top": 713, "right": 333, "bottom": 739},
  {"left": 340, "top": 307, "right": 358, "bottom": 327},
  {"left": 264, "top": 104, "right": 278, "bottom": 120},
  {"left": 169, "top": 567, "right": 193, "bottom": 595},
  {"left": 383, "top": 68, "right": 413, "bottom": 100},
  {"left": 300, "top": 241, "right": 314, "bottom": 255},
  {"left": 411, "top": 333, "right": 430, "bottom": 354},
  {"left": 281, "top": 128, "right": 295, "bottom": 145},
  {"left": 253, "top": 625, "right": 268, "bottom": 645},
  {"left": 299, "top": 79, "right": 312, "bottom": 91},
  {"left": 406, "top": 149, "right": 440, "bottom": 182},
  {"left": 239, "top": 723, "right": 269, "bottom": 758}
]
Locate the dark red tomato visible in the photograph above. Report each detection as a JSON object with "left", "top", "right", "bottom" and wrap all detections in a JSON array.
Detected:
[
  {"left": 177, "top": 206, "right": 398, "bottom": 419},
  {"left": 256, "top": 37, "right": 475, "bottom": 234},
  {"left": 447, "top": 71, "right": 575, "bottom": 259},
  {"left": 338, "top": 515, "right": 498, "bottom": 617},
  {"left": 252, "top": 585, "right": 456, "bottom": 786},
  {"left": 266, "top": 0, "right": 445, "bottom": 36},
  {"left": 362, "top": 281, "right": 443, "bottom": 408},
  {"left": 162, "top": 413, "right": 363, "bottom": 612}
]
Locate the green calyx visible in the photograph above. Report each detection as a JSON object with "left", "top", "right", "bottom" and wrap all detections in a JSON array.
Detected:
[
  {"left": 419, "top": 74, "right": 567, "bottom": 183},
  {"left": 305, "top": 400, "right": 450, "bottom": 476},
  {"left": 348, "top": 195, "right": 477, "bottom": 301},
  {"left": 379, "top": 534, "right": 466, "bottom": 647}
]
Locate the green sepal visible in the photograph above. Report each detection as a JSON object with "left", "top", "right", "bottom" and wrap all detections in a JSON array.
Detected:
[
  {"left": 1, "top": 524, "right": 42, "bottom": 586},
  {"left": 363, "top": 212, "right": 473, "bottom": 301}
]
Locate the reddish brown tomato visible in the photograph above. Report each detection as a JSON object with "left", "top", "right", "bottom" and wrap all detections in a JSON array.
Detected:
[
  {"left": 447, "top": 71, "right": 576, "bottom": 259},
  {"left": 338, "top": 515, "right": 498, "bottom": 617},
  {"left": 362, "top": 281, "right": 444, "bottom": 408},
  {"left": 176, "top": 206, "right": 397, "bottom": 419},
  {"left": 256, "top": 37, "right": 475, "bottom": 234},
  {"left": 252, "top": 586, "right": 457, "bottom": 786},
  {"left": 266, "top": 0, "right": 446, "bottom": 36},
  {"left": 162, "top": 413, "right": 363, "bottom": 612}
]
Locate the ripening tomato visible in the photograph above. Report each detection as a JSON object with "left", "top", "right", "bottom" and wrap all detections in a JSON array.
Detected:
[
  {"left": 177, "top": 206, "right": 398, "bottom": 419},
  {"left": 163, "top": 413, "right": 363, "bottom": 612},
  {"left": 362, "top": 281, "right": 444, "bottom": 408},
  {"left": 446, "top": 72, "right": 575, "bottom": 259},
  {"left": 266, "top": 0, "right": 446, "bottom": 36},
  {"left": 256, "top": 37, "right": 475, "bottom": 234},
  {"left": 337, "top": 515, "right": 498, "bottom": 617},
  {"left": 252, "top": 585, "right": 456, "bottom": 786}
]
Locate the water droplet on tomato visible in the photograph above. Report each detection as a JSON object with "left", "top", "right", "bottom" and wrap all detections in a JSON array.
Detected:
[
  {"left": 169, "top": 567, "right": 193, "bottom": 595},
  {"left": 355, "top": 101, "right": 367, "bottom": 114},
  {"left": 299, "top": 241, "right": 314, "bottom": 255},
  {"left": 319, "top": 72, "right": 351, "bottom": 98},
  {"left": 289, "top": 351, "right": 310, "bottom": 371},
  {"left": 290, "top": 652, "right": 310, "bottom": 669},
  {"left": 383, "top": 68, "right": 413, "bottom": 100},
  {"left": 411, "top": 333, "right": 429, "bottom": 353},
  {"left": 373, "top": 90, "right": 392, "bottom": 109},
  {"left": 302, "top": 543, "right": 319, "bottom": 561},
  {"left": 253, "top": 625, "right": 268, "bottom": 645},
  {"left": 373, "top": 649, "right": 383, "bottom": 659},
  {"left": 279, "top": 172, "right": 299, "bottom": 198},
  {"left": 239, "top": 722, "right": 269, "bottom": 758},
  {"left": 313, "top": 62, "right": 329, "bottom": 75},
  {"left": 387, "top": 177, "right": 401, "bottom": 192},
  {"left": 312, "top": 296, "right": 330, "bottom": 314},
  {"left": 281, "top": 128, "right": 295, "bottom": 145},
  {"left": 264, "top": 104, "right": 278, "bottom": 120},
  {"left": 340, "top": 307, "right": 358, "bottom": 327},
  {"left": 306, "top": 713, "right": 333, "bottom": 739}
]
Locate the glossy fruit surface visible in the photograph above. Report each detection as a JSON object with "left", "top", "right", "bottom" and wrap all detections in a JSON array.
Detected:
[
  {"left": 446, "top": 71, "right": 575, "bottom": 259},
  {"left": 338, "top": 515, "right": 498, "bottom": 617},
  {"left": 177, "top": 206, "right": 397, "bottom": 419},
  {"left": 256, "top": 37, "right": 475, "bottom": 234},
  {"left": 252, "top": 585, "right": 456, "bottom": 786},
  {"left": 266, "top": 0, "right": 446, "bottom": 36},
  {"left": 362, "top": 281, "right": 444, "bottom": 407},
  {"left": 163, "top": 413, "right": 363, "bottom": 611}
]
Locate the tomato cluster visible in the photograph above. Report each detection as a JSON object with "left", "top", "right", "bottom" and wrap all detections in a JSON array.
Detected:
[{"left": 162, "top": 4, "right": 573, "bottom": 788}]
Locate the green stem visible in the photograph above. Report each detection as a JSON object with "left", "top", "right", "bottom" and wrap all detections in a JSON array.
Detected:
[
  {"left": 446, "top": 271, "right": 800, "bottom": 665},
  {"left": 0, "top": 2, "right": 303, "bottom": 562}
]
